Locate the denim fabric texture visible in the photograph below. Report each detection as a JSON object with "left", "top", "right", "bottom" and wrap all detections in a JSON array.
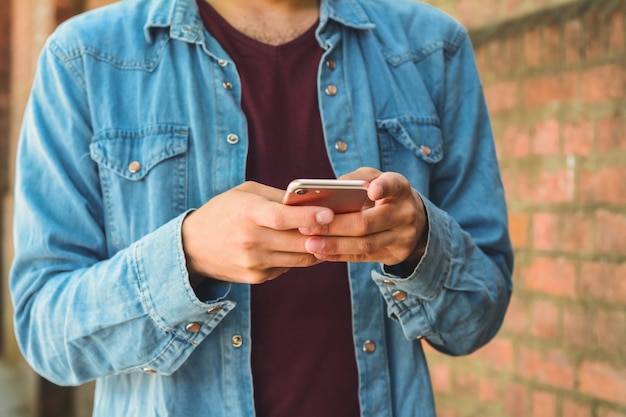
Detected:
[{"left": 10, "top": 0, "right": 513, "bottom": 415}]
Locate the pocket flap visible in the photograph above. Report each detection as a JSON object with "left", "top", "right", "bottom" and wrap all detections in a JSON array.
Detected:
[
  {"left": 376, "top": 116, "right": 443, "bottom": 163},
  {"left": 90, "top": 124, "right": 189, "bottom": 181}
]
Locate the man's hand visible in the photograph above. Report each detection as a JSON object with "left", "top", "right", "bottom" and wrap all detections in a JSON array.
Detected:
[
  {"left": 300, "top": 168, "right": 428, "bottom": 271},
  {"left": 182, "top": 181, "right": 335, "bottom": 284}
]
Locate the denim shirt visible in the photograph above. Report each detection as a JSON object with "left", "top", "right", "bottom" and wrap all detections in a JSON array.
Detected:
[{"left": 10, "top": 0, "right": 513, "bottom": 416}]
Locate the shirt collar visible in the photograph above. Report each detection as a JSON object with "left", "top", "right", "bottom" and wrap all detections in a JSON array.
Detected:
[{"left": 142, "top": 0, "right": 375, "bottom": 44}]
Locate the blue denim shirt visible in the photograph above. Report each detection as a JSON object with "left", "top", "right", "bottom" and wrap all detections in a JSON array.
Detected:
[{"left": 10, "top": 0, "right": 513, "bottom": 416}]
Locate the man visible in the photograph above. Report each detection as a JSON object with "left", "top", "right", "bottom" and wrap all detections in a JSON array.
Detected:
[{"left": 10, "top": 0, "right": 513, "bottom": 416}]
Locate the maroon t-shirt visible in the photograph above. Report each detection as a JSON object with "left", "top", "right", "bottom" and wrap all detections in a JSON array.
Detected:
[{"left": 197, "top": 3, "right": 360, "bottom": 417}]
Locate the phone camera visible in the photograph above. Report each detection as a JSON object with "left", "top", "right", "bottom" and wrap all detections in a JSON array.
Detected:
[{"left": 295, "top": 188, "right": 308, "bottom": 195}]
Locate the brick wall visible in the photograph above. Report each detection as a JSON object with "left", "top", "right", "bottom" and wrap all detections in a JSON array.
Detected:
[
  {"left": 424, "top": 1, "right": 626, "bottom": 416},
  {"left": 1, "top": 0, "right": 624, "bottom": 417}
]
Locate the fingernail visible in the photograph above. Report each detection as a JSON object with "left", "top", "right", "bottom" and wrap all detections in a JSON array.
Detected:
[
  {"left": 316, "top": 210, "right": 333, "bottom": 225},
  {"left": 306, "top": 238, "right": 325, "bottom": 253}
]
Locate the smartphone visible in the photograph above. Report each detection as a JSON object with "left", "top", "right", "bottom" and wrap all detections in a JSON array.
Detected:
[{"left": 281, "top": 179, "right": 369, "bottom": 214}]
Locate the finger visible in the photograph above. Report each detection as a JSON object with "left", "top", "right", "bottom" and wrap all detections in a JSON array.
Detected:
[
  {"left": 299, "top": 203, "right": 399, "bottom": 237},
  {"left": 232, "top": 190, "right": 335, "bottom": 231},
  {"left": 367, "top": 172, "right": 411, "bottom": 202},
  {"left": 338, "top": 167, "right": 382, "bottom": 182},
  {"left": 234, "top": 180, "right": 285, "bottom": 202},
  {"left": 304, "top": 231, "right": 413, "bottom": 264}
]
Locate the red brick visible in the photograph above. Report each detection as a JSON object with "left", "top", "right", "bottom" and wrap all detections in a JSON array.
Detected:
[
  {"left": 608, "top": 11, "right": 624, "bottom": 53},
  {"left": 509, "top": 212, "right": 529, "bottom": 249},
  {"left": 581, "top": 167, "right": 626, "bottom": 205},
  {"left": 503, "top": 125, "right": 530, "bottom": 158},
  {"left": 532, "top": 119, "right": 560, "bottom": 155},
  {"left": 453, "top": 371, "right": 478, "bottom": 396},
  {"left": 563, "top": 118, "right": 593, "bottom": 155},
  {"left": 519, "top": 168, "right": 575, "bottom": 204},
  {"left": 532, "top": 213, "right": 559, "bottom": 251},
  {"left": 431, "top": 363, "right": 451, "bottom": 394},
  {"left": 595, "top": 211, "right": 626, "bottom": 254},
  {"left": 436, "top": 406, "right": 459, "bottom": 417},
  {"left": 565, "top": 19, "right": 583, "bottom": 63},
  {"left": 582, "top": 65, "right": 625, "bottom": 102},
  {"left": 519, "top": 348, "right": 576, "bottom": 389},
  {"left": 524, "top": 28, "right": 542, "bottom": 69},
  {"left": 505, "top": 383, "right": 529, "bottom": 417},
  {"left": 563, "top": 306, "right": 595, "bottom": 349},
  {"left": 504, "top": 296, "right": 527, "bottom": 334},
  {"left": 597, "top": 112, "right": 626, "bottom": 152},
  {"left": 530, "top": 301, "right": 559, "bottom": 339},
  {"left": 583, "top": 14, "right": 606, "bottom": 60},
  {"left": 579, "top": 361, "right": 626, "bottom": 405},
  {"left": 561, "top": 212, "right": 593, "bottom": 253},
  {"left": 542, "top": 25, "right": 562, "bottom": 65},
  {"left": 532, "top": 390, "right": 557, "bottom": 417},
  {"left": 595, "top": 309, "right": 626, "bottom": 357},
  {"left": 581, "top": 262, "right": 626, "bottom": 304},
  {"left": 522, "top": 257, "right": 577, "bottom": 298},
  {"left": 563, "top": 399, "right": 592, "bottom": 417},
  {"left": 457, "top": 0, "right": 476, "bottom": 27},
  {"left": 485, "top": 81, "right": 518, "bottom": 114},
  {"left": 478, "top": 377, "right": 499, "bottom": 403},
  {"left": 522, "top": 72, "right": 578, "bottom": 108},
  {"left": 598, "top": 409, "right": 626, "bottom": 417},
  {"left": 476, "top": 338, "right": 515, "bottom": 372}
]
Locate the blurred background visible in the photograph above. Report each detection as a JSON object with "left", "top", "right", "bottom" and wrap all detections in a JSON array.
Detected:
[{"left": 0, "top": 0, "right": 624, "bottom": 416}]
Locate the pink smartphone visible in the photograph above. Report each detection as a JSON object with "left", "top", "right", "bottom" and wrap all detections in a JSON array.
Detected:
[{"left": 281, "top": 179, "right": 369, "bottom": 214}]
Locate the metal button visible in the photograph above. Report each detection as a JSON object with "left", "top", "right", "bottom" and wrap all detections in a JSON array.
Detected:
[
  {"left": 226, "top": 134, "right": 239, "bottom": 144},
  {"left": 325, "top": 85, "right": 338, "bottom": 96},
  {"left": 362, "top": 340, "right": 376, "bottom": 353},
  {"left": 208, "top": 307, "right": 222, "bottom": 314},
  {"left": 185, "top": 322, "right": 201, "bottom": 333},
  {"left": 334, "top": 141, "right": 348, "bottom": 152},
  {"left": 392, "top": 290, "right": 407, "bottom": 301},
  {"left": 326, "top": 59, "right": 336, "bottom": 70},
  {"left": 232, "top": 335, "right": 243, "bottom": 348},
  {"left": 223, "top": 81, "right": 233, "bottom": 90},
  {"left": 128, "top": 161, "right": 141, "bottom": 174},
  {"left": 143, "top": 368, "right": 157, "bottom": 375},
  {"left": 420, "top": 145, "right": 432, "bottom": 156},
  {"left": 383, "top": 279, "right": 396, "bottom": 287},
  {"left": 218, "top": 59, "right": 228, "bottom": 67},
  {"left": 180, "top": 24, "right": 192, "bottom": 33}
]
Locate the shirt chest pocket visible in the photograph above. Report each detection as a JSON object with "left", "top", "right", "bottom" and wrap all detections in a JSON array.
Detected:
[
  {"left": 377, "top": 116, "right": 443, "bottom": 191},
  {"left": 90, "top": 124, "right": 189, "bottom": 250}
]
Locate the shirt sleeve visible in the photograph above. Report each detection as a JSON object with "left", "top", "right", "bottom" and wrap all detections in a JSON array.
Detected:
[
  {"left": 9, "top": 39, "right": 233, "bottom": 386},
  {"left": 371, "top": 33, "right": 514, "bottom": 356}
]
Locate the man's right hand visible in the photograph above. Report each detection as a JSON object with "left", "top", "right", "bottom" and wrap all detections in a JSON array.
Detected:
[{"left": 181, "top": 181, "right": 335, "bottom": 284}]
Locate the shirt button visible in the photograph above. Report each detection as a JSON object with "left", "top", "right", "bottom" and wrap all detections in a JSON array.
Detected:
[
  {"left": 362, "top": 340, "right": 376, "bottom": 354},
  {"left": 232, "top": 335, "right": 243, "bottom": 348},
  {"left": 392, "top": 290, "right": 408, "bottom": 301},
  {"left": 335, "top": 141, "right": 348, "bottom": 152},
  {"left": 226, "top": 134, "right": 239, "bottom": 144},
  {"left": 218, "top": 59, "right": 228, "bottom": 67},
  {"left": 128, "top": 161, "right": 141, "bottom": 174},
  {"left": 208, "top": 306, "right": 222, "bottom": 314},
  {"left": 185, "top": 322, "right": 201, "bottom": 333},
  {"left": 326, "top": 59, "right": 336, "bottom": 70},
  {"left": 325, "top": 84, "right": 338, "bottom": 96},
  {"left": 420, "top": 145, "right": 432, "bottom": 156},
  {"left": 383, "top": 279, "right": 396, "bottom": 287},
  {"left": 223, "top": 81, "right": 233, "bottom": 90},
  {"left": 143, "top": 368, "right": 157, "bottom": 375}
]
